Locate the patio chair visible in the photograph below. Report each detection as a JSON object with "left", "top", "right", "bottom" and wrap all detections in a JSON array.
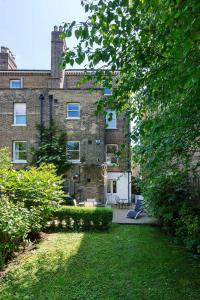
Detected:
[
  {"left": 105, "top": 195, "right": 117, "bottom": 207},
  {"left": 126, "top": 199, "right": 144, "bottom": 219}
]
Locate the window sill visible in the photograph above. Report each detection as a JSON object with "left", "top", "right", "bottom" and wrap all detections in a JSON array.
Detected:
[
  {"left": 69, "top": 160, "right": 81, "bottom": 164},
  {"left": 105, "top": 128, "right": 118, "bottom": 130},
  {"left": 12, "top": 124, "right": 27, "bottom": 127},
  {"left": 12, "top": 160, "right": 28, "bottom": 164},
  {"left": 66, "top": 117, "right": 80, "bottom": 120}
]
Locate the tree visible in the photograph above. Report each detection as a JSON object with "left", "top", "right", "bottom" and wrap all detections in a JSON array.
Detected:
[
  {"left": 61, "top": 0, "right": 200, "bottom": 179},
  {"left": 32, "top": 122, "right": 71, "bottom": 175}
]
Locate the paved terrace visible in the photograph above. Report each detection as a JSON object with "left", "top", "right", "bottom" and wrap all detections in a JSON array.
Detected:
[{"left": 112, "top": 208, "right": 159, "bottom": 225}]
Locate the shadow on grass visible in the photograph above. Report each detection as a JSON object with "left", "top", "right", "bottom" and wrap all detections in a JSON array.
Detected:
[{"left": 1, "top": 225, "right": 200, "bottom": 300}]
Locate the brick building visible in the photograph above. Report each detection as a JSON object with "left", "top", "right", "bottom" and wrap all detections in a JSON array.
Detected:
[{"left": 0, "top": 26, "right": 131, "bottom": 203}]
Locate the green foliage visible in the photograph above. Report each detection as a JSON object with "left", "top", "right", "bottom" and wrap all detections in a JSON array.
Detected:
[
  {"left": 142, "top": 172, "right": 200, "bottom": 253},
  {"left": 0, "top": 149, "right": 65, "bottom": 269},
  {"left": 32, "top": 122, "right": 71, "bottom": 175},
  {"left": 1, "top": 163, "right": 64, "bottom": 225},
  {"left": 0, "top": 148, "right": 11, "bottom": 172},
  {"left": 51, "top": 206, "right": 113, "bottom": 231},
  {"left": 62, "top": 0, "right": 200, "bottom": 253},
  {"left": 0, "top": 196, "right": 31, "bottom": 269},
  {"left": 62, "top": 0, "right": 200, "bottom": 173}
]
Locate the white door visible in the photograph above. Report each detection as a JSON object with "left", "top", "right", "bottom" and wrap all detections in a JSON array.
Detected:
[{"left": 106, "top": 179, "right": 117, "bottom": 203}]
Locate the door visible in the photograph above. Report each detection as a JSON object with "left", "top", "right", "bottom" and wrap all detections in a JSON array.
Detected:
[{"left": 107, "top": 179, "right": 117, "bottom": 203}]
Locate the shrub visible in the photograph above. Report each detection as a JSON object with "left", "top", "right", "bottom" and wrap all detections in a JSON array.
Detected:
[
  {"left": 142, "top": 172, "right": 200, "bottom": 253},
  {"left": 0, "top": 163, "right": 64, "bottom": 228},
  {"left": 0, "top": 197, "right": 31, "bottom": 269},
  {"left": 51, "top": 206, "right": 113, "bottom": 231}
]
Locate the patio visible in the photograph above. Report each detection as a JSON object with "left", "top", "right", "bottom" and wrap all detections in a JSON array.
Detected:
[{"left": 112, "top": 208, "right": 159, "bottom": 225}]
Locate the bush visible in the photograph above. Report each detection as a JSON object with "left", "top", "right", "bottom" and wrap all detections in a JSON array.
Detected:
[
  {"left": 0, "top": 163, "right": 64, "bottom": 227},
  {"left": 0, "top": 149, "right": 65, "bottom": 269},
  {"left": 51, "top": 206, "right": 113, "bottom": 231},
  {"left": 142, "top": 172, "right": 200, "bottom": 253},
  {"left": 0, "top": 197, "right": 31, "bottom": 269}
]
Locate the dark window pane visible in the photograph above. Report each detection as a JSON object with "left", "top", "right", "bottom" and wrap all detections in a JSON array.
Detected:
[
  {"left": 15, "top": 142, "right": 26, "bottom": 151},
  {"left": 67, "top": 141, "right": 79, "bottom": 151},
  {"left": 68, "top": 151, "right": 79, "bottom": 160},
  {"left": 113, "top": 180, "right": 117, "bottom": 193}
]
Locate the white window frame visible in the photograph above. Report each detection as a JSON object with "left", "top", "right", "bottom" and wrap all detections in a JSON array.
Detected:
[
  {"left": 106, "top": 144, "right": 118, "bottom": 165},
  {"left": 67, "top": 141, "right": 80, "bottom": 163},
  {"left": 105, "top": 109, "right": 117, "bottom": 129},
  {"left": 13, "top": 141, "right": 27, "bottom": 163},
  {"left": 13, "top": 103, "right": 27, "bottom": 126},
  {"left": 10, "top": 79, "right": 22, "bottom": 89},
  {"left": 66, "top": 103, "right": 80, "bottom": 119}
]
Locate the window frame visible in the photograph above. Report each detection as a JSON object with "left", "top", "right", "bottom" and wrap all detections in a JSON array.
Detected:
[
  {"left": 66, "top": 141, "right": 80, "bottom": 163},
  {"left": 66, "top": 103, "right": 80, "bottom": 119},
  {"left": 105, "top": 109, "right": 117, "bottom": 129},
  {"left": 13, "top": 103, "right": 27, "bottom": 126},
  {"left": 106, "top": 144, "right": 118, "bottom": 165},
  {"left": 107, "top": 179, "right": 117, "bottom": 194},
  {"left": 10, "top": 79, "right": 22, "bottom": 89},
  {"left": 13, "top": 141, "right": 27, "bottom": 163}
]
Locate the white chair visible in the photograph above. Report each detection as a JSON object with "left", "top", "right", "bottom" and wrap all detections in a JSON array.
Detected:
[{"left": 105, "top": 195, "right": 117, "bottom": 207}]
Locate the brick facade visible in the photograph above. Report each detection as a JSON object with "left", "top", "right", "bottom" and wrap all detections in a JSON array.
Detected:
[{"left": 0, "top": 26, "right": 130, "bottom": 202}]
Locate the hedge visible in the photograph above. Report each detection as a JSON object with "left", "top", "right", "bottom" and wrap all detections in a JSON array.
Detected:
[{"left": 50, "top": 206, "right": 113, "bottom": 231}]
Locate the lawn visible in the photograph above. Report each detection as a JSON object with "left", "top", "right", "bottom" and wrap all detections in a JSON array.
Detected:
[{"left": 0, "top": 225, "right": 200, "bottom": 300}]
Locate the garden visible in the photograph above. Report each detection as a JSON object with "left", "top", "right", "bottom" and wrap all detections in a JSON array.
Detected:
[
  {"left": 0, "top": 146, "right": 200, "bottom": 299},
  {"left": 1, "top": 226, "right": 200, "bottom": 299}
]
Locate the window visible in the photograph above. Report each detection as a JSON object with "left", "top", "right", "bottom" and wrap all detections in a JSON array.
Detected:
[
  {"left": 107, "top": 180, "right": 117, "bottom": 194},
  {"left": 67, "top": 141, "right": 80, "bottom": 162},
  {"left": 10, "top": 79, "right": 22, "bottom": 89},
  {"left": 14, "top": 103, "right": 26, "bottom": 125},
  {"left": 104, "top": 88, "right": 112, "bottom": 96},
  {"left": 66, "top": 103, "right": 80, "bottom": 119},
  {"left": 13, "top": 141, "right": 27, "bottom": 162},
  {"left": 106, "top": 144, "right": 118, "bottom": 165},
  {"left": 106, "top": 109, "right": 117, "bottom": 129}
]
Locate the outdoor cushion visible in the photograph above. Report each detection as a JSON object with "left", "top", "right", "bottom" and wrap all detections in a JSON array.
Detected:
[{"left": 127, "top": 209, "right": 142, "bottom": 219}]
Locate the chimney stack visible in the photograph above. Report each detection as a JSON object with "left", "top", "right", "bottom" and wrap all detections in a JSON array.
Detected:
[
  {"left": 50, "top": 25, "right": 66, "bottom": 88},
  {"left": 0, "top": 46, "right": 17, "bottom": 70}
]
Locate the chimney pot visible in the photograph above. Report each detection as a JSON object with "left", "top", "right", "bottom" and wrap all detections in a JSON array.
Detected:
[
  {"left": 54, "top": 25, "right": 58, "bottom": 31},
  {"left": 59, "top": 26, "right": 63, "bottom": 32}
]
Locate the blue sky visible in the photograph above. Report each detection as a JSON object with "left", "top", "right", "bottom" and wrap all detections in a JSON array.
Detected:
[{"left": 0, "top": 0, "right": 86, "bottom": 69}]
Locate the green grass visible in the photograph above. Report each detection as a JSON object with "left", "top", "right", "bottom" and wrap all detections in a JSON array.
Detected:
[{"left": 1, "top": 225, "right": 200, "bottom": 300}]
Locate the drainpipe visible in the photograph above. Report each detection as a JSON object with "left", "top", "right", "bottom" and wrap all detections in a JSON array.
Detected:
[
  {"left": 49, "top": 95, "right": 53, "bottom": 126},
  {"left": 127, "top": 110, "right": 131, "bottom": 204},
  {"left": 39, "top": 94, "right": 45, "bottom": 143}
]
